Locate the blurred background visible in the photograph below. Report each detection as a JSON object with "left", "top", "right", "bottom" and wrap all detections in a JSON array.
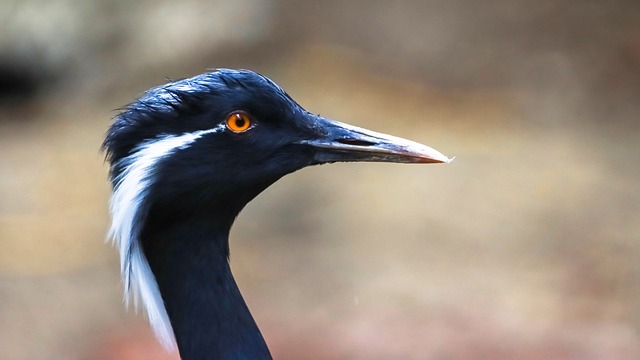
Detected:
[{"left": 1, "top": 0, "right": 639, "bottom": 359}]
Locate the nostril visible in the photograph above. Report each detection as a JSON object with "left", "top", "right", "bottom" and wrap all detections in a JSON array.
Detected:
[{"left": 336, "top": 138, "right": 376, "bottom": 147}]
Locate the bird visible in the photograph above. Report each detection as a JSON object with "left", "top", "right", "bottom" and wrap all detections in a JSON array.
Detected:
[{"left": 103, "top": 69, "right": 451, "bottom": 360}]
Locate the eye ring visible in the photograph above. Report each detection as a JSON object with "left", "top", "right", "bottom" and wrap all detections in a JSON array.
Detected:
[{"left": 225, "top": 111, "right": 252, "bottom": 133}]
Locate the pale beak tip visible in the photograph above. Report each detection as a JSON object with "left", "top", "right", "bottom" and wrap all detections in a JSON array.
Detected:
[
  {"left": 420, "top": 148, "right": 453, "bottom": 164},
  {"left": 426, "top": 155, "right": 454, "bottom": 164}
]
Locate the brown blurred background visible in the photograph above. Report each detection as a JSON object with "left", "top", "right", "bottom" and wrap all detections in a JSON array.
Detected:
[{"left": 1, "top": 1, "right": 639, "bottom": 359}]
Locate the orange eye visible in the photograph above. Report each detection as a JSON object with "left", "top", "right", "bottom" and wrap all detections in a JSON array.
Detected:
[{"left": 225, "top": 112, "right": 252, "bottom": 133}]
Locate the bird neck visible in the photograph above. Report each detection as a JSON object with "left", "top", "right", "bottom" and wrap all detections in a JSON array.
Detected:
[{"left": 141, "top": 217, "right": 272, "bottom": 360}]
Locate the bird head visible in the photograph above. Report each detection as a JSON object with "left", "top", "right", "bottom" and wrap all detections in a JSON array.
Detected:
[{"left": 104, "top": 69, "right": 450, "bottom": 225}]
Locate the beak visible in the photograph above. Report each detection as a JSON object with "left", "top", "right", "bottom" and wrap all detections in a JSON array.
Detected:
[{"left": 299, "top": 117, "right": 452, "bottom": 164}]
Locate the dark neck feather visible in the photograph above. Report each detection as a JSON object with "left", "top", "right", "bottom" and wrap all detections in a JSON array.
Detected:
[{"left": 141, "top": 215, "right": 272, "bottom": 360}]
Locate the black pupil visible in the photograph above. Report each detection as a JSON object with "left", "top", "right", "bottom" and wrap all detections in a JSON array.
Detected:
[{"left": 235, "top": 115, "right": 246, "bottom": 128}]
